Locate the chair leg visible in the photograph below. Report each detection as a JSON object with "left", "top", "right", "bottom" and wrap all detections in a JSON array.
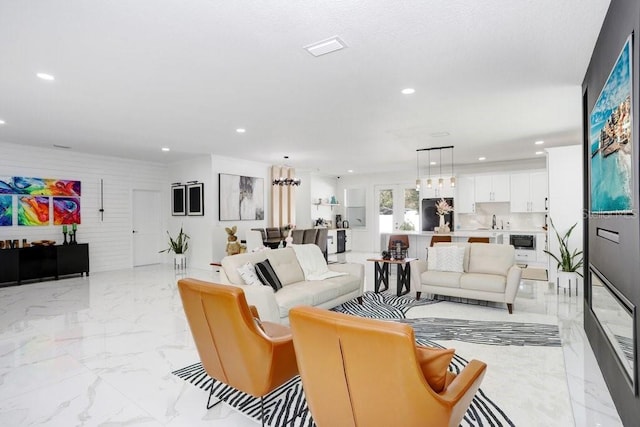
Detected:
[
  {"left": 357, "top": 296, "right": 363, "bottom": 304},
  {"left": 206, "top": 383, "right": 222, "bottom": 409},
  {"left": 261, "top": 396, "right": 265, "bottom": 427},
  {"left": 416, "top": 291, "right": 421, "bottom": 300},
  {"left": 507, "top": 303, "right": 513, "bottom": 314}
]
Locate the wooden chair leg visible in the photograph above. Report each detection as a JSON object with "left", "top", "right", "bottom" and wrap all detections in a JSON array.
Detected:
[
  {"left": 507, "top": 303, "right": 513, "bottom": 314},
  {"left": 416, "top": 291, "right": 421, "bottom": 300}
]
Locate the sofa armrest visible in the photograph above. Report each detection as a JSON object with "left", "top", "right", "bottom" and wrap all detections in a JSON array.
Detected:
[
  {"left": 328, "top": 263, "right": 365, "bottom": 294},
  {"left": 240, "top": 284, "right": 282, "bottom": 323},
  {"left": 504, "top": 265, "right": 523, "bottom": 303},
  {"left": 410, "top": 260, "right": 427, "bottom": 296}
]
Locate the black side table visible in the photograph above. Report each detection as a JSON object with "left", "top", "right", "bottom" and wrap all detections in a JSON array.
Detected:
[{"left": 367, "top": 258, "right": 416, "bottom": 297}]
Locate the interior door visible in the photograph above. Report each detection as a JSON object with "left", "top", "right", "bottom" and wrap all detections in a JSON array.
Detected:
[
  {"left": 132, "top": 189, "right": 161, "bottom": 266},
  {"left": 375, "top": 184, "right": 420, "bottom": 237}
]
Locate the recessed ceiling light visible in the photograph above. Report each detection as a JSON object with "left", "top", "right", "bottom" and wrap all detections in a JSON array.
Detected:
[
  {"left": 162, "top": 147, "right": 170, "bottom": 152},
  {"left": 304, "top": 36, "right": 347, "bottom": 57},
  {"left": 535, "top": 151, "right": 544, "bottom": 155},
  {"left": 430, "top": 161, "right": 436, "bottom": 165},
  {"left": 347, "top": 169, "right": 354, "bottom": 173},
  {"left": 236, "top": 128, "right": 246, "bottom": 133},
  {"left": 0, "top": 119, "right": 5, "bottom": 125},
  {"left": 36, "top": 72, "right": 55, "bottom": 81},
  {"left": 401, "top": 88, "right": 415, "bottom": 95},
  {"left": 478, "top": 157, "right": 486, "bottom": 161},
  {"left": 534, "top": 140, "right": 544, "bottom": 145},
  {"left": 430, "top": 132, "right": 450, "bottom": 138}
]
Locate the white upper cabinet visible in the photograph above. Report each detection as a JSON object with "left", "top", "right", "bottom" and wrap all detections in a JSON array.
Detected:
[
  {"left": 474, "top": 174, "right": 510, "bottom": 202},
  {"left": 421, "top": 177, "right": 455, "bottom": 199},
  {"left": 456, "top": 175, "right": 476, "bottom": 213},
  {"left": 510, "top": 171, "right": 548, "bottom": 212}
]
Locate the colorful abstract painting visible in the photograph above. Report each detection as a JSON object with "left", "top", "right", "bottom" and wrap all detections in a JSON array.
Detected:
[
  {"left": 45, "top": 179, "right": 82, "bottom": 196},
  {"left": 53, "top": 197, "right": 81, "bottom": 224},
  {"left": 12, "top": 177, "right": 46, "bottom": 195},
  {"left": 590, "top": 36, "right": 633, "bottom": 213},
  {"left": 18, "top": 196, "right": 50, "bottom": 226},
  {"left": 0, "top": 176, "right": 12, "bottom": 194},
  {"left": 0, "top": 195, "right": 12, "bottom": 226}
]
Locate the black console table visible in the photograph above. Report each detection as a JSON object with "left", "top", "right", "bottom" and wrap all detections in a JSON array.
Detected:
[{"left": 0, "top": 244, "right": 89, "bottom": 285}]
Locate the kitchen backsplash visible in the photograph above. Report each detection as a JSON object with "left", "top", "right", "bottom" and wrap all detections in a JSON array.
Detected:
[{"left": 456, "top": 202, "right": 547, "bottom": 231}]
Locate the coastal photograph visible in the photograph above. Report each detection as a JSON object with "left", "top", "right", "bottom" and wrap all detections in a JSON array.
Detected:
[{"left": 590, "top": 36, "right": 633, "bottom": 214}]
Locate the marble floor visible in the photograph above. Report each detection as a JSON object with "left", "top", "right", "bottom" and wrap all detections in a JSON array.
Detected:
[{"left": 0, "top": 252, "right": 623, "bottom": 426}]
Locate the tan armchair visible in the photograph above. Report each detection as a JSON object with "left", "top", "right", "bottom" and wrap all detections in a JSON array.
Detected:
[
  {"left": 177, "top": 279, "right": 298, "bottom": 425},
  {"left": 289, "top": 306, "right": 487, "bottom": 427}
]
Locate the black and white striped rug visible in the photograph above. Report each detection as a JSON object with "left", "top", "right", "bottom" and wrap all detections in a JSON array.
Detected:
[{"left": 172, "top": 291, "right": 562, "bottom": 426}]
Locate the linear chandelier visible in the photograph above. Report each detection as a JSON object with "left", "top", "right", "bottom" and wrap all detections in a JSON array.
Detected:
[
  {"left": 272, "top": 156, "right": 301, "bottom": 186},
  {"left": 416, "top": 145, "right": 455, "bottom": 189}
]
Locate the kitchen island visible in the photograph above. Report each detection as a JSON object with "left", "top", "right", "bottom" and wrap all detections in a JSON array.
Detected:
[{"left": 380, "top": 231, "right": 504, "bottom": 261}]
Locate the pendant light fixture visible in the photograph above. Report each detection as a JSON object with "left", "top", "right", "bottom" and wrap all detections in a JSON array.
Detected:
[
  {"left": 272, "top": 156, "right": 301, "bottom": 186},
  {"left": 416, "top": 146, "right": 455, "bottom": 190}
]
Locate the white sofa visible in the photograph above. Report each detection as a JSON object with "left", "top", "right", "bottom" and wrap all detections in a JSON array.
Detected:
[
  {"left": 219, "top": 246, "right": 364, "bottom": 323},
  {"left": 410, "top": 243, "right": 522, "bottom": 313}
]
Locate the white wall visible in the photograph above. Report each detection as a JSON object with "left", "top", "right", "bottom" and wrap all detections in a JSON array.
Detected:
[
  {"left": 309, "top": 173, "right": 339, "bottom": 227},
  {"left": 546, "top": 145, "right": 583, "bottom": 282},
  {"left": 0, "top": 141, "right": 167, "bottom": 272}
]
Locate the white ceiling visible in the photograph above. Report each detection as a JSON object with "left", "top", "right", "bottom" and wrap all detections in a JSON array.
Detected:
[{"left": 0, "top": 0, "right": 611, "bottom": 176}]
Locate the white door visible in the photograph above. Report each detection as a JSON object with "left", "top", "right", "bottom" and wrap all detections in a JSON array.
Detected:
[
  {"left": 133, "top": 190, "right": 162, "bottom": 266},
  {"left": 376, "top": 184, "right": 420, "bottom": 235}
]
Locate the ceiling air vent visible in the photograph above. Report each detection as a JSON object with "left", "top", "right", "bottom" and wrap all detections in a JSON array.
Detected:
[{"left": 304, "top": 36, "right": 347, "bottom": 57}]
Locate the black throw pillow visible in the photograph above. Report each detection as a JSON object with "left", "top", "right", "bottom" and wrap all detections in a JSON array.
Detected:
[{"left": 254, "top": 259, "right": 283, "bottom": 292}]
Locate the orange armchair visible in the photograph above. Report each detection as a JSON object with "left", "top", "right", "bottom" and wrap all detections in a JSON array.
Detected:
[
  {"left": 177, "top": 278, "right": 298, "bottom": 425},
  {"left": 289, "top": 306, "right": 487, "bottom": 427}
]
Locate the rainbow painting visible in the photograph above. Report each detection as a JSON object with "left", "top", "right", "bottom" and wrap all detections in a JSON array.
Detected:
[
  {"left": 53, "top": 197, "right": 81, "bottom": 225},
  {"left": 12, "top": 177, "right": 46, "bottom": 195},
  {"left": 0, "top": 177, "right": 12, "bottom": 194},
  {"left": 18, "top": 196, "right": 50, "bottom": 226},
  {"left": 45, "top": 179, "right": 81, "bottom": 196},
  {"left": 0, "top": 195, "right": 12, "bottom": 226}
]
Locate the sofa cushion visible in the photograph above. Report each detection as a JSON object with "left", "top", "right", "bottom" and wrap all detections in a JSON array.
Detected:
[
  {"left": 255, "top": 259, "right": 283, "bottom": 292},
  {"left": 431, "top": 243, "right": 470, "bottom": 272},
  {"left": 421, "top": 270, "right": 463, "bottom": 288},
  {"left": 236, "top": 262, "right": 262, "bottom": 286},
  {"left": 267, "top": 248, "right": 305, "bottom": 285},
  {"left": 467, "top": 243, "right": 515, "bottom": 276},
  {"left": 221, "top": 250, "right": 271, "bottom": 285},
  {"left": 274, "top": 275, "right": 361, "bottom": 318},
  {"left": 459, "top": 273, "right": 506, "bottom": 293},
  {"left": 415, "top": 346, "right": 455, "bottom": 393},
  {"left": 430, "top": 246, "right": 465, "bottom": 272}
]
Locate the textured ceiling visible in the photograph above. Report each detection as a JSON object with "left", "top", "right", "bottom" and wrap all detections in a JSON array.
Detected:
[{"left": 0, "top": 0, "right": 611, "bottom": 175}]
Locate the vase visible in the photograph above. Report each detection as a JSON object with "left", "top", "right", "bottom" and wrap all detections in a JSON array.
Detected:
[
  {"left": 174, "top": 254, "right": 187, "bottom": 270},
  {"left": 438, "top": 215, "right": 445, "bottom": 232},
  {"left": 557, "top": 271, "right": 579, "bottom": 296},
  {"left": 285, "top": 229, "right": 294, "bottom": 246}
]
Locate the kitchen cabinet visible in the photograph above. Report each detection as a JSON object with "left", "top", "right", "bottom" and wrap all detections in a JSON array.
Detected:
[
  {"left": 536, "top": 232, "right": 548, "bottom": 264},
  {"left": 455, "top": 175, "right": 476, "bottom": 213},
  {"left": 421, "top": 177, "right": 454, "bottom": 199},
  {"left": 510, "top": 171, "right": 548, "bottom": 212},
  {"left": 327, "top": 230, "right": 337, "bottom": 254},
  {"left": 474, "top": 174, "right": 510, "bottom": 202},
  {"left": 345, "top": 229, "right": 353, "bottom": 252}
]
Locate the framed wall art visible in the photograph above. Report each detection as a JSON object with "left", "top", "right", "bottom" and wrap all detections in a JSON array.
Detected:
[
  {"left": 172, "top": 185, "right": 186, "bottom": 216},
  {"left": 187, "top": 182, "right": 204, "bottom": 216},
  {"left": 590, "top": 35, "right": 633, "bottom": 214},
  {"left": 219, "top": 173, "right": 264, "bottom": 221}
]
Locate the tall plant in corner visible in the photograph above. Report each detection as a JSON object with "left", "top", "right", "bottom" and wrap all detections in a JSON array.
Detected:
[
  {"left": 544, "top": 217, "right": 583, "bottom": 276},
  {"left": 160, "top": 226, "right": 190, "bottom": 254}
]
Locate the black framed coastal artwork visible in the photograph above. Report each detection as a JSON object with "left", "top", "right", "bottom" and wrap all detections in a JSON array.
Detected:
[
  {"left": 590, "top": 35, "right": 634, "bottom": 214},
  {"left": 219, "top": 173, "right": 264, "bottom": 221},
  {"left": 171, "top": 185, "right": 186, "bottom": 216}
]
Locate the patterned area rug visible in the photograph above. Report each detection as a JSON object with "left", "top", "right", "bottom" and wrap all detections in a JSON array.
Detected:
[{"left": 172, "top": 292, "right": 531, "bottom": 426}]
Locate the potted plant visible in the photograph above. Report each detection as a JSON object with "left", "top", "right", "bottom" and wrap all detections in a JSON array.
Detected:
[
  {"left": 544, "top": 218, "right": 583, "bottom": 290},
  {"left": 160, "top": 226, "right": 190, "bottom": 269}
]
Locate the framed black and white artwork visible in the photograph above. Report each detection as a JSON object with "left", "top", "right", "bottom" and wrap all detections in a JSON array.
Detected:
[
  {"left": 219, "top": 173, "right": 264, "bottom": 221},
  {"left": 171, "top": 185, "right": 186, "bottom": 216},
  {"left": 187, "top": 182, "right": 204, "bottom": 216}
]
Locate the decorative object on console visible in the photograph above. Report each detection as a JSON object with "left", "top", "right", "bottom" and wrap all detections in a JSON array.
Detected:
[
  {"left": 435, "top": 198, "right": 453, "bottom": 233},
  {"left": 224, "top": 226, "right": 245, "bottom": 256},
  {"left": 590, "top": 35, "right": 633, "bottom": 214},
  {"left": 219, "top": 173, "right": 265, "bottom": 221}
]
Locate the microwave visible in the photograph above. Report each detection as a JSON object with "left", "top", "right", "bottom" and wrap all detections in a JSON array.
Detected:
[{"left": 509, "top": 234, "right": 535, "bottom": 250}]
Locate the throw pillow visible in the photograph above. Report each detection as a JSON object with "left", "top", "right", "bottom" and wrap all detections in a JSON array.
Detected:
[
  {"left": 236, "top": 262, "right": 262, "bottom": 286},
  {"left": 415, "top": 346, "right": 455, "bottom": 393},
  {"left": 427, "top": 247, "right": 438, "bottom": 270},
  {"left": 433, "top": 246, "right": 465, "bottom": 273},
  {"left": 254, "top": 259, "right": 283, "bottom": 292}
]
